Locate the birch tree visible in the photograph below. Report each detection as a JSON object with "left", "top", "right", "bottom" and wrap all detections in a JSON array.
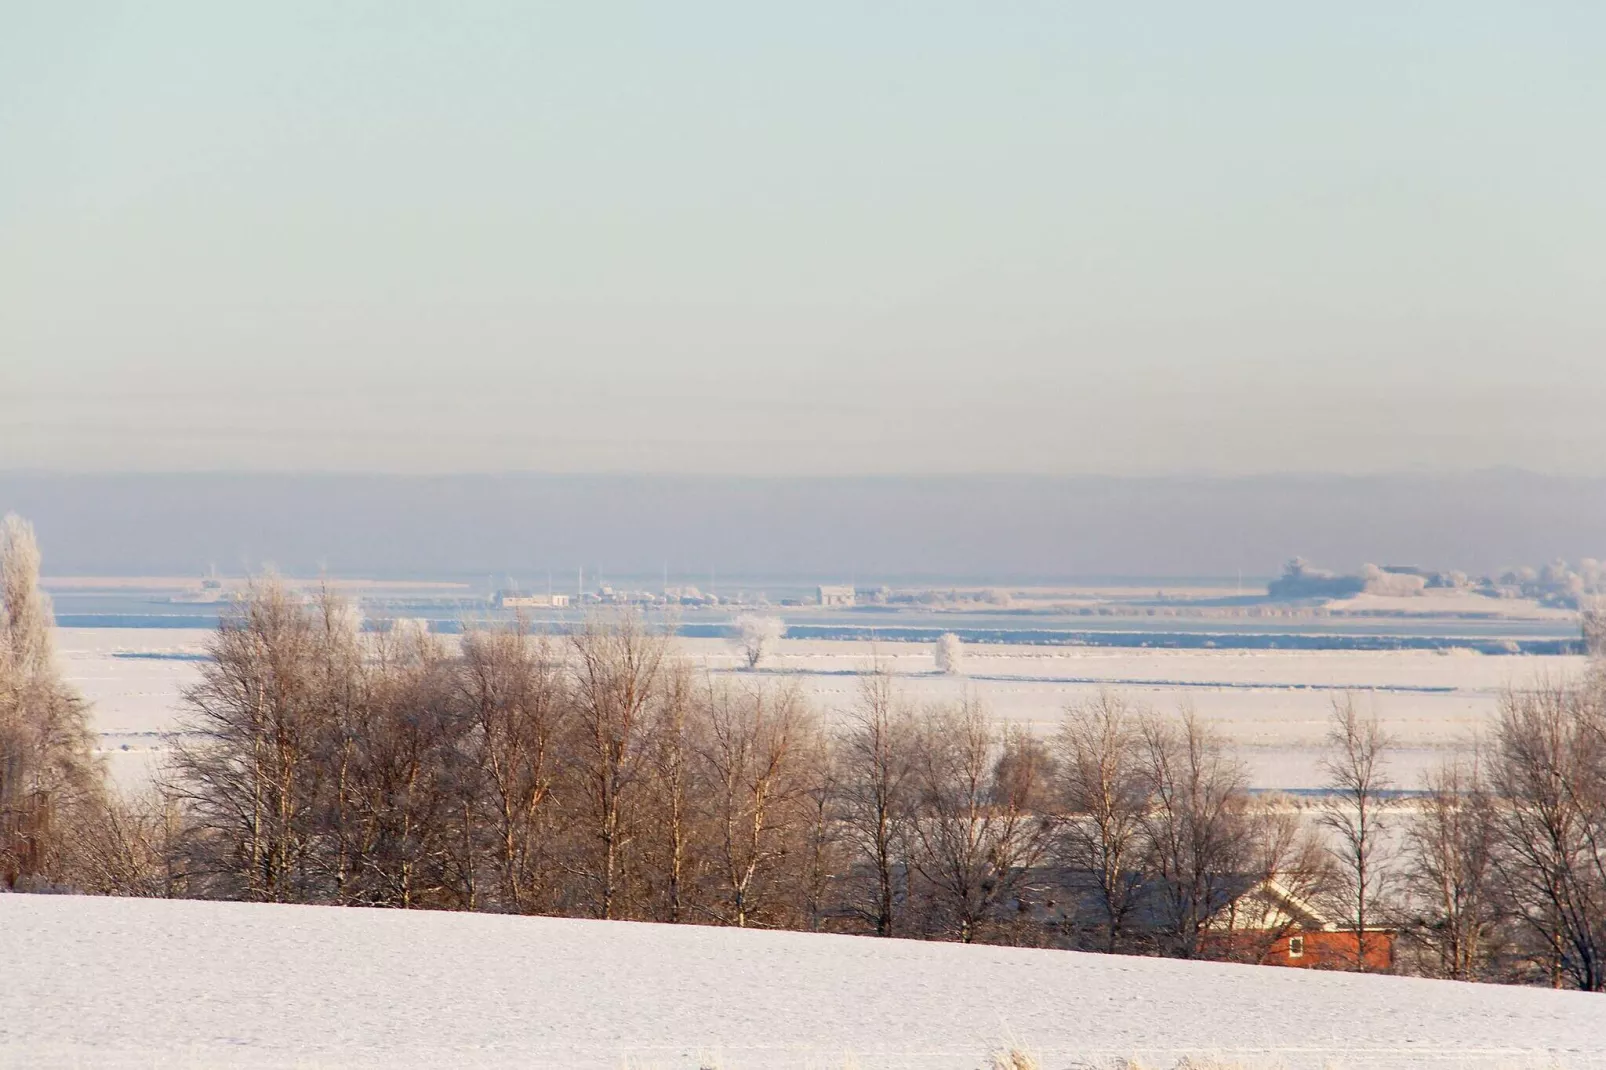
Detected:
[
  {"left": 1054, "top": 692, "right": 1150, "bottom": 952},
  {"left": 0, "top": 514, "right": 101, "bottom": 888},
  {"left": 838, "top": 668, "right": 916, "bottom": 936},
  {"left": 1320, "top": 696, "right": 1395, "bottom": 971}
]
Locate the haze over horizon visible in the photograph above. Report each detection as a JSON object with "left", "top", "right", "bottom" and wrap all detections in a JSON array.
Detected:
[
  {"left": 5, "top": 471, "right": 1604, "bottom": 581},
  {"left": 5, "top": 4, "right": 1604, "bottom": 477}
]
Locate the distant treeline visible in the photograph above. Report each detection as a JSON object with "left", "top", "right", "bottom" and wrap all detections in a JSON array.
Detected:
[{"left": 1271, "top": 555, "right": 1606, "bottom": 610}]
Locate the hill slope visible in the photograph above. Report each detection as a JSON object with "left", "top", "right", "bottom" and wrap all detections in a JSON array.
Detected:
[{"left": 2, "top": 895, "right": 1604, "bottom": 1069}]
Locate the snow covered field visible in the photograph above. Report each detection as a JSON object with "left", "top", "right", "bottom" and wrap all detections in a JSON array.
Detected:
[
  {"left": 56, "top": 628, "right": 212, "bottom": 790},
  {"left": 2, "top": 894, "right": 1604, "bottom": 1069},
  {"left": 56, "top": 628, "right": 1587, "bottom": 792}
]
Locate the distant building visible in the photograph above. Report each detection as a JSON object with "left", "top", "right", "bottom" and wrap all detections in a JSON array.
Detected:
[
  {"left": 1207, "top": 877, "right": 1396, "bottom": 971},
  {"left": 497, "top": 592, "right": 570, "bottom": 608},
  {"left": 1016, "top": 870, "right": 1395, "bottom": 971},
  {"left": 817, "top": 585, "right": 855, "bottom": 607}
]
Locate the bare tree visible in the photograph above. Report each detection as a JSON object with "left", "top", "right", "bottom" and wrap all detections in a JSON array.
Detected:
[
  {"left": 730, "top": 615, "right": 785, "bottom": 671},
  {"left": 837, "top": 668, "right": 917, "bottom": 936},
  {"left": 696, "top": 679, "right": 815, "bottom": 927},
  {"left": 171, "top": 577, "right": 326, "bottom": 902},
  {"left": 68, "top": 784, "right": 190, "bottom": 899},
  {"left": 1486, "top": 680, "right": 1606, "bottom": 990},
  {"left": 343, "top": 618, "right": 465, "bottom": 909},
  {"left": 307, "top": 586, "right": 367, "bottom": 903},
  {"left": 565, "top": 610, "right": 669, "bottom": 919},
  {"left": 1404, "top": 750, "right": 1501, "bottom": 981},
  {"left": 910, "top": 698, "right": 1054, "bottom": 942},
  {"left": 458, "top": 619, "right": 564, "bottom": 913},
  {"left": 1319, "top": 696, "right": 1395, "bottom": 971},
  {"left": 1053, "top": 692, "right": 1150, "bottom": 952},
  {"left": 640, "top": 663, "right": 703, "bottom": 923},
  {"left": 796, "top": 725, "right": 844, "bottom": 932},
  {"left": 1138, "top": 706, "right": 1258, "bottom": 958}
]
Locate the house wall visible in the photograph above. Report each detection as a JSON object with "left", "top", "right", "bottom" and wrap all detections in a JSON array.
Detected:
[{"left": 1263, "top": 930, "right": 1394, "bottom": 971}]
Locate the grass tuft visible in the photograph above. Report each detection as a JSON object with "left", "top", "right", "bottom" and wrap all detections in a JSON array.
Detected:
[{"left": 989, "top": 1044, "right": 1041, "bottom": 1070}]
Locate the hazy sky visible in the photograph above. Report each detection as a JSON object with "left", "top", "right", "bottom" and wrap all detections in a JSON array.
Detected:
[{"left": 3, "top": 3, "right": 1603, "bottom": 475}]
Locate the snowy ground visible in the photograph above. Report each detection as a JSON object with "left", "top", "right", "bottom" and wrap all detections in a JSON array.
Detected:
[
  {"left": 56, "top": 628, "right": 212, "bottom": 791},
  {"left": 3, "top": 894, "right": 1604, "bottom": 1069},
  {"left": 56, "top": 628, "right": 1587, "bottom": 793}
]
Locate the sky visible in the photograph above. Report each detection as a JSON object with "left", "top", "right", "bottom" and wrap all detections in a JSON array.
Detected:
[{"left": 3, "top": 3, "right": 1603, "bottom": 476}]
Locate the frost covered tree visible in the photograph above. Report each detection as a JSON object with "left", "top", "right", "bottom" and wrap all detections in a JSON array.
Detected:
[
  {"left": 933, "top": 633, "right": 964, "bottom": 675},
  {"left": 730, "top": 614, "right": 785, "bottom": 670},
  {"left": 1583, "top": 597, "right": 1606, "bottom": 658},
  {"left": 0, "top": 513, "right": 102, "bottom": 888}
]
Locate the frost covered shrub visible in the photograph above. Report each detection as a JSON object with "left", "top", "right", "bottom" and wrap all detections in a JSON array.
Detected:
[
  {"left": 1360, "top": 564, "right": 1427, "bottom": 597},
  {"left": 934, "top": 632, "right": 964, "bottom": 675},
  {"left": 730, "top": 614, "right": 785, "bottom": 670},
  {"left": 1584, "top": 597, "right": 1606, "bottom": 657},
  {"left": 1267, "top": 558, "right": 1364, "bottom": 600}
]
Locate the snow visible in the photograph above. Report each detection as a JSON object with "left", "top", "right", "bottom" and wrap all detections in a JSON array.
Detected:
[
  {"left": 55, "top": 628, "right": 1588, "bottom": 793},
  {"left": 55, "top": 628, "right": 211, "bottom": 791},
  {"left": 1323, "top": 591, "right": 1577, "bottom": 619},
  {"left": 2, "top": 895, "right": 1604, "bottom": 1069}
]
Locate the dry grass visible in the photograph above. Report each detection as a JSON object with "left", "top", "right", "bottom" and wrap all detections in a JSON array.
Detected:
[{"left": 990, "top": 1046, "right": 1042, "bottom": 1070}]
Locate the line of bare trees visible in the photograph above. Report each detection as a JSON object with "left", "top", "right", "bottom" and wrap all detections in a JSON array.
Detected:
[
  {"left": 47, "top": 578, "right": 1323, "bottom": 953},
  {"left": 11, "top": 515, "right": 1606, "bottom": 990},
  {"left": 134, "top": 581, "right": 1064, "bottom": 938},
  {"left": 1396, "top": 666, "right": 1606, "bottom": 989}
]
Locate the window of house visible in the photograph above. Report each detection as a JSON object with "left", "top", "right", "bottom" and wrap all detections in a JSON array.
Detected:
[{"left": 1288, "top": 936, "right": 1305, "bottom": 958}]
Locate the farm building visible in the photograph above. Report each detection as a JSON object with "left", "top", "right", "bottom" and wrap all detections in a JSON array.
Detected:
[
  {"left": 1208, "top": 878, "right": 1396, "bottom": 971},
  {"left": 496, "top": 592, "right": 571, "bottom": 608},
  {"left": 1024, "top": 870, "right": 1396, "bottom": 971}
]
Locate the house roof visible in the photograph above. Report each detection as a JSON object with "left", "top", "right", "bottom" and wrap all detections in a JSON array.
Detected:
[{"left": 1027, "top": 868, "right": 1369, "bottom": 934}]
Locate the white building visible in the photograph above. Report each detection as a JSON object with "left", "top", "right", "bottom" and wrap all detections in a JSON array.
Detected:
[
  {"left": 817, "top": 585, "right": 855, "bottom": 607},
  {"left": 498, "top": 592, "right": 571, "bottom": 608}
]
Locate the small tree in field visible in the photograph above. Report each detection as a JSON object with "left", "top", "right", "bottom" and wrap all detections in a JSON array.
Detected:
[
  {"left": 1583, "top": 597, "right": 1606, "bottom": 658},
  {"left": 731, "top": 615, "right": 785, "bottom": 670},
  {"left": 934, "top": 633, "right": 964, "bottom": 675}
]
